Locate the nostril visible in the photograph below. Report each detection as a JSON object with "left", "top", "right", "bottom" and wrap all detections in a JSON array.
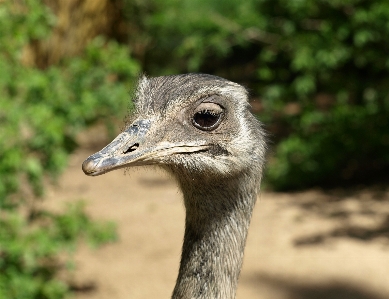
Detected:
[{"left": 123, "top": 143, "right": 139, "bottom": 154}]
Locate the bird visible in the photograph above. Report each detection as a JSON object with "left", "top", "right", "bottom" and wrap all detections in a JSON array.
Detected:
[{"left": 82, "top": 73, "right": 267, "bottom": 299}]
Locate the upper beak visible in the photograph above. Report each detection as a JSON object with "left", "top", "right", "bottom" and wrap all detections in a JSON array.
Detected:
[{"left": 82, "top": 119, "right": 209, "bottom": 176}]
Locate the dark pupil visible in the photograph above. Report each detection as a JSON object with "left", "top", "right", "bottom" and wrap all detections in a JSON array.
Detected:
[{"left": 194, "top": 110, "right": 220, "bottom": 128}]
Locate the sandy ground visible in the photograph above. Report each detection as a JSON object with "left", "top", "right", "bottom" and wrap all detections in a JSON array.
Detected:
[{"left": 45, "top": 139, "right": 389, "bottom": 299}]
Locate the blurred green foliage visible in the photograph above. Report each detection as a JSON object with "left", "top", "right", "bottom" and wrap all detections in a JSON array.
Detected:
[
  {"left": 0, "top": 202, "right": 116, "bottom": 299},
  {"left": 0, "top": 1, "right": 138, "bottom": 298},
  {"left": 137, "top": 0, "right": 389, "bottom": 189},
  {"left": 1, "top": 12, "right": 139, "bottom": 201}
]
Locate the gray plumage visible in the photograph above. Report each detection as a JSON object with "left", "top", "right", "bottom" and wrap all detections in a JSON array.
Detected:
[{"left": 82, "top": 73, "right": 267, "bottom": 299}]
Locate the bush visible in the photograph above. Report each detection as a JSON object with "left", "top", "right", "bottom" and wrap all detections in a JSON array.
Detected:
[
  {"left": 0, "top": 202, "right": 116, "bottom": 299},
  {"left": 0, "top": 0, "right": 140, "bottom": 203},
  {"left": 138, "top": 0, "right": 389, "bottom": 189},
  {"left": 0, "top": 1, "right": 139, "bottom": 298}
]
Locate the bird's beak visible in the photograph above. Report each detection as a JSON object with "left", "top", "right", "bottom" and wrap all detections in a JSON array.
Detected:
[{"left": 82, "top": 119, "right": 209, "bottom": 176}]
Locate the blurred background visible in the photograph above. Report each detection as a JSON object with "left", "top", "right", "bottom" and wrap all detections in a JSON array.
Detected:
[{"left": 1, "top": 0, "right": 389, "bottom": 298}]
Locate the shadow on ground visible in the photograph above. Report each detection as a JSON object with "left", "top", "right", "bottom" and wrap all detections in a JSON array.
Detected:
[
  {"left": 285, "top": 186, "right": 389, "bottom": 246},
  {"left": 70, "top": 282, "right": 96, "bottom": 293},
  {"left": 247, "top": 273, "right": 385, "bottom": 299},
  {"left": 294, "top": 216, "right": 389, "bottom": 246}
]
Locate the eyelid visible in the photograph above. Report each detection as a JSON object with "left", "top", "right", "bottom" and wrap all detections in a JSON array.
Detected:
[
  {"left": 201, "top": 96, "right": 224, "bottom": 107},
  {"left": 193, "top": 102, "right": 224, "bottom": 114}
]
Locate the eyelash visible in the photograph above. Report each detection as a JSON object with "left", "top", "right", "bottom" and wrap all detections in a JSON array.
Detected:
[{"left": 192, "top": 108, "right": 223, "bottom": 131}]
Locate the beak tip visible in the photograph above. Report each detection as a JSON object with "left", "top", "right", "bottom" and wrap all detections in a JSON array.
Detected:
[{"left": 82, "top": 157, "right": 98, "bottom": 175}]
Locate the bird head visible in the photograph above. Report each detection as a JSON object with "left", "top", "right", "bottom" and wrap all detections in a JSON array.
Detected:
[{"left": 82, "top": 74, "right": 266, "bottom": 182}]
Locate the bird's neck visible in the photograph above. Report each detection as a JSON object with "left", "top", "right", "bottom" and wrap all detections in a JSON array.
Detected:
[{"left": 172, "top": 176, "right": 258, "bottom": 299}]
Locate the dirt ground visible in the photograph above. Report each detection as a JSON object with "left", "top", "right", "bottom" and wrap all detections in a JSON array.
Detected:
[{"left": 46, "top": 139, "right": 389, "bottom": 299}]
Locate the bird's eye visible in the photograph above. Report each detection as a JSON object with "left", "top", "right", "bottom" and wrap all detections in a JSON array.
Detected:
[{"left": 192, "top": 102, "right": 224, "bottom": 131}]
